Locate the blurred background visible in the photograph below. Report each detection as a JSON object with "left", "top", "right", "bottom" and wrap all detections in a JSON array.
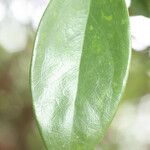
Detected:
[{"left": 0, "top": 0, "right": 149, "bottom": 150}]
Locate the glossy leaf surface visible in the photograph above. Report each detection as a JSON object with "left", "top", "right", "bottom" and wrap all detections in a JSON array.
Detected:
[{"left": 31, "top": 0, "right": 130, "bottom": 149}]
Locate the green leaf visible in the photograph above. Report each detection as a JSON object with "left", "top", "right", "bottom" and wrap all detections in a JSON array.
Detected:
[{"left": 31, "top": 0, "right": 131, "bottom": 149}]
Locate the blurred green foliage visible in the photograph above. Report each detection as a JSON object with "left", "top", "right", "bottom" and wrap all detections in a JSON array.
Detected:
[
  {"left": 123, "top": 51, "right": 150, "bottom": 101},
  {"left": 130, "top": 0, "right": 150, "bottom": 17}
]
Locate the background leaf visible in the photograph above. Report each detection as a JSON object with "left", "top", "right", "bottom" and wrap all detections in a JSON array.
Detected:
[
  {"left": 31, "top": 0, "right": 131, "bottom": 149},
  {"left": 130, "top": 0, "right": 150, "bottom": 17}
]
